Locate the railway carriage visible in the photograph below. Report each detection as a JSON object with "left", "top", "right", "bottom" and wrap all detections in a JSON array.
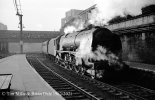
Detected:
[
  {"left": 48, "top": 38, "right": 56, "bottom": 56},
  {"left": 41, "top": 41, "right": 48, "bottom": 54}
]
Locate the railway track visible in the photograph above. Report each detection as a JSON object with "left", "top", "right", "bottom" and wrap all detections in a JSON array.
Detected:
[
  {"left": 26, "top": 55, "right": 155, "bottom": 100},
  {"left": 65, "top": 69, "right": 155, "bottom": 100},
  {"left": 27, "top": 57, "right": 102, "bottom": 100},
  {"left": 55, "top": 61, "right": 155, "bottom": 100},
  {"left": 114, "top": 83, "right": 155, "bottom": 100}
]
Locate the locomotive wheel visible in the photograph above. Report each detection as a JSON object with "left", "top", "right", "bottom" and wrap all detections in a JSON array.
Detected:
[
  {"left": 64, "top": 62, "right": 68, "bottom": 69},
  {"left": 73, "top": 65, "right": 80, "bottom": 73},
  {"left": 67, "top": 64, "right": 73, "bottom": 70},
  {"left": 55, "top": 56, "right": 59, "bottom": 64},
  {"left": 79, "top": 65, "right": 86, "bottom": 75},
  {"left": 95, "top": 70, "right": 104, "bottom": 79}
]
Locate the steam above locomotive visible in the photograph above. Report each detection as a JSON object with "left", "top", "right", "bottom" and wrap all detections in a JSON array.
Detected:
[{"left": 42, "top": 26, "right": 128, "bottom": 79}]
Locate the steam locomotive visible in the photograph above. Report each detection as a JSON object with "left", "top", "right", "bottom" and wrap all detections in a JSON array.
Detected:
[{"left": 42, "top": 26, "right": 128, "bottom": 79}]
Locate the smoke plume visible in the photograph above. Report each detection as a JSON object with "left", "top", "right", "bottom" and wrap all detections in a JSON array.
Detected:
[
  {"left": 64, "top": 26, "right": 77, "bottom": 34},
  {"left": 90, "top": 0, "right": 155, "bottom": 25},
  {"left": 64, "top": 18, "right": 85, "bottom": 34},
  {"left": 64, "top": 0, "right": 155, "bottom": 34}
]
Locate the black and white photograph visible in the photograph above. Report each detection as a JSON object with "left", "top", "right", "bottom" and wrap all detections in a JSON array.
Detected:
[{"left": 0, "top": 0, "right": 155, "bottom": 100}]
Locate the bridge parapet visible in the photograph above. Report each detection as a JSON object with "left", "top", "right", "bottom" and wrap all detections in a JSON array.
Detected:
[
  {"left": 106, "top": 14, "right": 155, "bottom": 34},
  {"left": 0, "top": 30, "right": 61, "bottom": 42}
]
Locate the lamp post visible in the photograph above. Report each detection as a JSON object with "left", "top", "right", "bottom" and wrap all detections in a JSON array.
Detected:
[{"left": 17, "top": 13, "right": 23, "bottom": 54}]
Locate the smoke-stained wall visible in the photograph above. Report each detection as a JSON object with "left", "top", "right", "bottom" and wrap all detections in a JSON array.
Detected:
[
  {"left": 121, "top": 32, "right": 155, "bottom": 64},
  {"left": 8, "top": 42, "right": 20, "bottom": 53},
  {"left": 23, "top": 43, "right": 42, "bottom": 53},
  {"left": 8, "top": 42, "right": 42, "bottom": 53}
]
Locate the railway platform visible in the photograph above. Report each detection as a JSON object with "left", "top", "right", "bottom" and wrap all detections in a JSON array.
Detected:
[
  {"left": 0, "top": 54, "right": 65, "bottom": 100},
  {"left": 125, "top": 61, "right": 155, "bottom": 72}
]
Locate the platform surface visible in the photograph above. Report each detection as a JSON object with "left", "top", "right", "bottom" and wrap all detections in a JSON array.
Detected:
[
  {"left": 0, "top": 54, "right": 65, "bottom": 100},
  {"left": 125, "top": 61, "right": 155, "bottom": 72}
]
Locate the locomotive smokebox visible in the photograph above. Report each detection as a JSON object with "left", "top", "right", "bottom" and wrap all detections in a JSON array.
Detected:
[{"left": 92, "top": 27, "right": 122, "bottom": 56}]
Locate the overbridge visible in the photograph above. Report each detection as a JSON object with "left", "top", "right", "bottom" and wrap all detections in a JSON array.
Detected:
[
  {"left": 106, "top": 14, "right": 155, "bottom": 35},
  {"left": 0, "top": 30, "right": 61, "bottom": 53},
  {"left": 0, "top": 30, "right": 61, "bottom": 42}
]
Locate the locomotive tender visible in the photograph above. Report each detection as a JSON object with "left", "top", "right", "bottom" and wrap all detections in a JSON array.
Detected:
[{"left": 42, "top": 26, "right": 128, "bottom": 79}]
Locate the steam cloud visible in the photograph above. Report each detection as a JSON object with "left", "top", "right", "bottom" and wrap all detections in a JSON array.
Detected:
[
  {"left": 64, "top": 26, "right": 77, "bottom": 34},
  {"left": 64, "top": 18, "right": 85, "bottom": 34},
  {"left": 64, "top": 0, "right": 155, "bottom": 34},
  {"left": 90, "top": 0, "right": 155, "bottom": 25}
]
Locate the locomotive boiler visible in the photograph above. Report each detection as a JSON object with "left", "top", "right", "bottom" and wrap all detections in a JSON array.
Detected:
[{"left": 53, "top": 26, "right": 128, "bottom": 79}]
